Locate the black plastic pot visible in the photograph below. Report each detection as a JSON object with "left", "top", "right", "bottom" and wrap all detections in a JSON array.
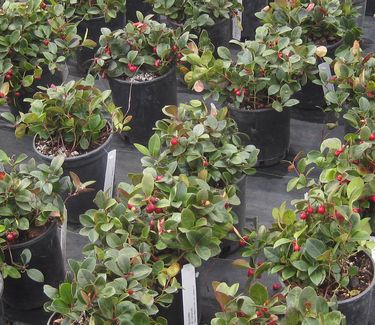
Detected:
[
  {"left": 76, "top": 13, "right": 126, "bottom": 74},
  {"left": 167, "top": 18, "right": 232, "bottom": 50},
  {"left": 229, "top": 106, "right": 290, "bottom": 166},
  {"left": 241, "top": 0, "right": 268, "bottom": 41},
  {"left": 3, "top": 221, "right": 65, "bottom": 310},
  {"left": 219, "top": 174, "right": 248, "bottom": 258},
  {"left": 337, "top": 251, "right": 375, "bottom": 325},
  {"left": 108, "top": 66, "right": 177, "bottom": 145},
  {"left": 353, "top": 0, "right": 367, "bottom": 27},
  {"left": 366, "top": 0, "right": 375, "bottom": 16},
  {"left": 126, "top": 0, "right": 154, "bottom": 22},
  {"left": 8, "top": 67, "right": 64, "bottom": 114},
  {"left": 293, "top": 39, "right": 343, "bottom": 111},
  {"left": 158, "top": 266, "right": 202, "bottom": 324},
  {"left": 33, "top": 128, "right": 113, "bottom": 224}
]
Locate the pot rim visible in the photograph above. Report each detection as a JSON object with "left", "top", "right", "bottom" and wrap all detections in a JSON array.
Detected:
[
  {"left": 167, "top": 16, "right": 229, "bottom": 27},
  {"left": 109, "top": 64, "right": 176, "bottom": 86},
  {"left": 314, "top": 37, "right": 343, "bottom": 51},
  {"left": 8, "top": 219, "right": 57, "bottom": 250},
  {"left": 228, "top": 104, "right": 288, "bottom": 114},
  {"left": 337, "top": 250, "right": 375, "bottom": 305},
  {"left": 32, "top": 122, "right": 113, "bottom": 162}
]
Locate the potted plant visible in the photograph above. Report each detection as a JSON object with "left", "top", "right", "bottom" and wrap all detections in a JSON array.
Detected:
[
  {"left": 149, "top": 0, "right": 242, "bottom": 49},
  {"left": 0, "top": 151, "right": 81, "bottom": 310},
  {"left": 184, "top": 25, "right": 318, "bottom": 165},
  {"left": 244, "top": 196, "right": 375, "bottom": 324},
  {"left": 92, "top": 13, "right": 192, "bottom": 145},
  {"left": 256, "top": 0, "right": 361, "bottom": 111},
  {"left": 0, "top": 0, "right": 83, "bottom": 113},
  {"left": 44, "top": 249, "right": 174, "bottom": 324},
  {"left": 321, "top": 41, "right": 375, "bottom": 125},
  {"left": 12, "top": 75, "right": 131, "bottom": 224},
  {"left": 286, "top": 123, "right": 375, "bottom": 229},
  {"left": 135, "top": 100, "right": 259, "bottom": 243},
  {"left": 61, "top": 0, "right": 126, "bottom": 73},
  {"left": 79, "top": 167, "right": 238, "bottom": 323},
  {"left": 211, "top": 281, "right": 346, "bottom": 324}
]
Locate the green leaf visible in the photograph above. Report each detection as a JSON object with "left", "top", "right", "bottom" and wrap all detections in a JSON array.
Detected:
[
  {"left": 249, "top": 283, "right": 268, "bottom": 305},
  {"left": 148, "top": 134, "right": 161, "bottom": 157},
  {"left": 304, "top": 238, "right": 326, "bottom": 258},
  {"left": 26, "top": 268, "right": 44, "bottom": 282},
  {"left": 142, "top": 173, "right": 154, "bottom": 197}
]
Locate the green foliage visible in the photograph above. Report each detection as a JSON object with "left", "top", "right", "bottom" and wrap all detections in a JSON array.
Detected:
[
  {"left": 0, "top": 151, "right": 73, "bottom": 281},
  {"left": 256, "top": 0, "right": 361, "bottom": 50},
  {"left": 44, "top": 248, "right": 171, "bottom": 325},
  {"left": 92, "top": 12, "right": 192, "bottom": 78},
  {"left": 149, "top": 0, "right": 242, "bottom": 31},
  {"left": 322, "top": 42, "right": 375, "bottom": 117},
  {"left": 13, "top": 76, "right": 131, "bottom": 153},
  {"left": 183, "top": 25, "right": 317, "bottom": 111},
  {"left": 138, "top": 100, "right": 259, "bottom": 187},
  {"left": 61, "top": 0, "right": 126, "bottom": 22},
  {"left": 0, "top": 0, "right": 84, "bottom": 110},
  {"left": 210, "top": 282, "right": 345, "bottom": 324}
]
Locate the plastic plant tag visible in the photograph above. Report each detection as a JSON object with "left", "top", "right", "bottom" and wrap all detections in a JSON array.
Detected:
[
  {"left": 104, "top": 149, "right": 116, "bottom": 197},
  {"left": 318, "top": 62, "right": 335, "bottom": 95},
  {"left": 232, "top": 0, "right": 242, "bottom": 40},
  {"left": 182, "top": 263, "right": 198, "bottom": 325}
]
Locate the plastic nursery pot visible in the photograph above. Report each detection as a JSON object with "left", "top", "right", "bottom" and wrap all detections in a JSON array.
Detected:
[
  {"left": 108, "top": 66, "right": 177, "bottom": 145},
  {"left": 293, "top": 39, "right": 343, "bottom": 111},
  {"left": 76, "top": 13, "right": 126, "bottom": 74},
  {"left": 241, "top": 0, "right": 268, "bottom": 41},
  {"left": 126, "top": 0, "right": 154, "bottom": 22},
  {"left": 8, "top": 66, "right": 65, "bottom": 115},
  {"left": 166, "top": 18, "right": 232, "bottom": 50},
  {"left": 340, "top": 0, "right": 367, "bottom": 28},
  {"left": 228, "top": 106, "right": 290, "bottom": 167},
  {"left": 220, "top": 174, "right": 248, "bottom": 258},
  {"left": 3, "top": 221, "right": 65, "bottom": 310},
  {"left": 366, "top": 0, "right": 375, "bottom": 16},
  {"left": 32, "top": 124, "right": 113, "bottom": 225},
  {"left": 157, "top": 265, "right": 202, "bottom": 324},
  {"left": 337, "top": 251, "right": 375, "bottom": 325}
]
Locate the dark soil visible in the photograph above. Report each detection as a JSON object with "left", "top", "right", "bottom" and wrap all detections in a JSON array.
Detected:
[
  {"left": 313, "top": 35, "right": 341, "bottom": 47},
  {"left": 35, "top": 123, "right": 111, "bottom": 158},
  {"left": 124, "top": 70, "right": 159, "bottom": 82},
  {"left": 317, "top": 251, "right": 374, "bottom": 300},
  {"left": 10, "top": 222, "right": 50, "bottom": 245}
]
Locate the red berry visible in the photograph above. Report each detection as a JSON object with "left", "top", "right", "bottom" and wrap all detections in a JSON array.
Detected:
[
  {"left": 43, "top": 39, "right": 49, "bottom": 46},
  {"left": 353, "top": 207, "right": 361, "bottom": 213},
  {"left": 177, "top": 53, "right": 183, "bottom": 59},
  {"left": 154, "top": 59, "right": 161, "bottom": 68},
  {"left": 202, "top": 160, "right": 209, "bottom": 167},
  {"left": 261, "top": 307, "right": 268, "bottom": 313},
  {"left": 155, "top": 175, "right": 163, "bottom": 181},
  {"left": 247, "top": 268, "right": 255, "bottom": 277},
  {"left": 5, "top": 74, "right": 11, "bottom": 80},
  {"left": 170, "top": 137, "right": 179, "bottom": 146},
  {"left": 149, "top": 219, "right": 155, "bottom": 229},
  {"left": 233, "top": 88, "right": 239, "bottom": 94},
  {"left": 154, "top": 208, "right": 163, "bottom": 214},
  {"left": 40, "top": 2, "right": 47, "bottom": 9},
  {"left": 306, "top": 206, "right": 314, "bottom": 214},
  {"left": 152, "top": 47, "right": 157, "bottom": 53},
  {"left": 278, "top": 52, "right": 283, "bottom": 59},
  {"left": 127, "top": 289, "right": 134, "bottom": 295},
  {"left": 257, "top": 261, "right": 263, "bottom": 266},
  {"left": 317, "top": 205, "right": 325, "bottom": 215},
  {"left": 237, "top": 311, "right": 246, "bottom": 317},
  {"left": 256, "top": 311, "right": 263, "bottom": 317},
  {"left": 239, "top": 235, "right": 249, "bottom": 247},
  {"left": 172, "top": 45, "right": 178, "bottom": 52},
  {"left": 0, "top": 172, "right": 5, "bottom": 181},
  {"left": 15, "top": 92, "right": 20, "bottom": 97},
  {"left": 7, "top": 69, "right": 13, "bottom": 75},
  {"left": 127, "top": 203, "right": 134, "bottom": 210},
  {"left": 336, "top": 175, "right": 343, "bottom": 181},
  {"left": 370, "top": 196, "right": 375, "bottom": 203},
  {"left": 272, "top": 283, "right": 280, "bottom": 290},
  {"left": 6, "top": 233, "right": 14, "bottom": 241},
  {"left": 0, "top": 92, "right": 5, "bottom": 98},
  {"left": 293, "top": 244, "right": 301, "bottom": 252},
  {"left": 334, "top": 149, "right": 343, "bottom": 156},
  {"left": 149, "top": 197, "right": 158, "bottom": 204},
  {"left": 224, "top": 202, "right": 231, "bottom": 209},
  {"left": 300, "top": 212, "right": 308, "bottom": 220},
  {"left": 145, "top": 203, "right": 155, "bottom": 214},
  {"left": 369, "top": 133, "right": 375, "bottom": 141},
  {"left": 235, "top": 90, "right": 241, "bottom": 96}
]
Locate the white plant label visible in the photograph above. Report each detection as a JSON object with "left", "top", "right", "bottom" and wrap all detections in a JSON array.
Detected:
[
  {"left": 104, "top": 149, "right": 117, "bottom": 197},
  {"left": 182, "top": 263, "right": 198, "bottom": 325},
  {"left": 232, "top": 0, "right": 242, "bottom": 40},
  {"left": 318, "top": 62, "right": 335, "bottom": 95}
]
